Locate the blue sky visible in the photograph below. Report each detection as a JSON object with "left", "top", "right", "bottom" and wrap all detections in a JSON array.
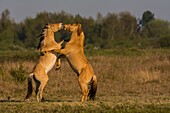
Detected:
[{"left": 0, "top": 0, "right": 170, "bottom": 22}]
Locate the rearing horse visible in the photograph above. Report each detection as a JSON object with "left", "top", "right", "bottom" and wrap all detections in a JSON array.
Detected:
[
  {"left": 25, "top": 23, "right": 63, "bottom": 101},
  {"left": 56, "top": 23, "right": 97, "bottom": 102}
]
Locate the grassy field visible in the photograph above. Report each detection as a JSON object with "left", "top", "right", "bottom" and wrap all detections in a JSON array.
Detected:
[{"left": 0, "top": 48, "right": 170, "bottom": 112}]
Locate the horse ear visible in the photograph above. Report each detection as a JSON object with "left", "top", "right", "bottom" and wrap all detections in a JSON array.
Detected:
[
  {"left": 45, "top": 23, "right": 49, "bottom": 28},
  {"left": 77, "top": 24, "right": 82, "bottom": 36}
]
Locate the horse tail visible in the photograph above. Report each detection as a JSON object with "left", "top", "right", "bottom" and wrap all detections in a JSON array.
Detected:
[
  {"left": 25, "top": 73, "right": 34, "bottom": 100},
  {"left": 88, "top": 75, "right": 97, "bottom": 100}
]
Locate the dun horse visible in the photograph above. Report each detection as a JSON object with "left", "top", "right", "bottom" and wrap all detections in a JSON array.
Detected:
[
  {"left": 56, "top": 23, "right": 97, "bottom": 102},
  {"left": 25, "top": 23, "right": 63, "bottom": 101}
]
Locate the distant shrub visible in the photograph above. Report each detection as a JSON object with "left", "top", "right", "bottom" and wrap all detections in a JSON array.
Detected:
[
  {"left": 85, "top": 44, "right": 94, "bottom": 50},
  {"left": 9, "top": 64, "right": 27, "bottom": 83},
  {"left": 158, "top": 35, "right": 170, "bottom": 48}
]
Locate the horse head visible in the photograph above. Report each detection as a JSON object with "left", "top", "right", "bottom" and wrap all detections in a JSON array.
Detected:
[
  {"left": 64, "top": 23, "right": 82, "bottom": 36},
  {"left": 37, "top": 23, "right": 64, "bottom": 52},
  {"left": 45, "top": 23, "right": 64, "bottom": 32}
]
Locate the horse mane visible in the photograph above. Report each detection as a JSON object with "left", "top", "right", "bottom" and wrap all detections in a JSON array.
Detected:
[
  {"left": 37, "top": 26, "right": 48, "bottom": 50},
  {"left": 77, "top": 25, "right": 84, "bottom": 47}
]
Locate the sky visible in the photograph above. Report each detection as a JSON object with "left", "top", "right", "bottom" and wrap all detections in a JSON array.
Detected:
[{"left": 0, "top": 0, "right": 170, "bottom": 23}]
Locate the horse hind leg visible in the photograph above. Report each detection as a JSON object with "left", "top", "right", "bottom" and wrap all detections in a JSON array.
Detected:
[
  {"left": 32, "top": 75, "right": 40, "bottom": 101},
  {"left": 34, "top": 78, "right": 40, "bottom": 99},
  {"left": 78, "top": 80, "right": 89, "bottom": 102},
  {"left": 37, "top": 79, "right": 48, "bottom": 102},
  {"left": 35, "top": 74, "right": 49, "bottom": 102}
]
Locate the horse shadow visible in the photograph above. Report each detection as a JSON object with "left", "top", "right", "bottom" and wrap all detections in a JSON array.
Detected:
[
  {"left": 0, "top": 100, "right": 24, "bottom": 102},
  {"left": 0, "top": 99, "right": 75, "bottom": 103},
  {"left": 42, "top": 99, "right": 74, "bottom": 102}
]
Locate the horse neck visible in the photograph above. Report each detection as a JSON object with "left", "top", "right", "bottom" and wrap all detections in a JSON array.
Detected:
[
  {"left": 44, "top": 29, "right": 55, "bottom": 43},
  {"left": 69, "top": 30, "right": 85, "bottom": 47},
  {"left": 79, "top": 32, "right": 85, "bottom": 47}
]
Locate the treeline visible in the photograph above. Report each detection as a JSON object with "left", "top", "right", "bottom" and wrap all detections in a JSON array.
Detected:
[{"left": 0, "top": 9, "right": 170, "bottom": 50}]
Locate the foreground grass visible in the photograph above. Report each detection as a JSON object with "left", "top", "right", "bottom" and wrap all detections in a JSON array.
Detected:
[
  {"left": 0, "top": 96, "right": 170, "bottom": 113},
  {"left": 0, "top": 48, "right": 170, "bottom": 112}
]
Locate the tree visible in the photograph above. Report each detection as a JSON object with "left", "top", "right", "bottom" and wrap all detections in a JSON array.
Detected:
[
  {"left": 142, "top": 10, "right": 155, "bottom": 25},
  {"left": 96, "top": 12, "right": 103, "bottom": 24},
  {"left": 119, "top": 12, "right": 137, "bottom": 38},
  {"left": 142, "top": 10, "right": 155, "bottom": 37},
  {"left": 101, "top": 13, "right": 119, "bottom": 40},
  {"left": 0, "top": 9, "right": 19, "bottom": 50}
]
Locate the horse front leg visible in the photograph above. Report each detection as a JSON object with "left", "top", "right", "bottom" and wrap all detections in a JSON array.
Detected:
[
  {"left": 56, "top": 58, "right": 61, "bottom": 70},
  {"left": 56, "top": 54, "right": 65, "bottom": 70},
  {"left": 54, "top": 48, "right": 69, "bottom": 55}
]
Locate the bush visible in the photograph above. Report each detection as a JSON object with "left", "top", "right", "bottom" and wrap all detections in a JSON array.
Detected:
[
  {"left": 9, "top": 64, "right": 27, "bottom": 83},
  {"left": 158, "top": 35, "right": 170, "bottom": 48}
]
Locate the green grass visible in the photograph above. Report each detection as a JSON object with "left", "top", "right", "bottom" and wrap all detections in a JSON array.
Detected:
[
  {"left": 9, "top": 64, "right": 27, "bottom": 83},
  {"left": 0, "top": 49, "right": 39, "bottom": 61},
  {"left": 0, "top": 98, "right": 169, "bottom": 113}
]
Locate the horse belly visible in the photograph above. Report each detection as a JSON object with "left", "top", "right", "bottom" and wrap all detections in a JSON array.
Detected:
[
  {"left": 45, "top": 54, "right": 57, "bottom": 73},
  {"left": 66, "top": 57, "right": 85, "bottom": 75},
  {"left": 67, "top": 60, "right": 79, "bottom": 74}
]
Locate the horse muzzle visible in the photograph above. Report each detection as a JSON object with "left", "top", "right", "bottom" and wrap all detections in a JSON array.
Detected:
[{"left": 60, "top": 23, "right": 64, "bottom": 29}]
